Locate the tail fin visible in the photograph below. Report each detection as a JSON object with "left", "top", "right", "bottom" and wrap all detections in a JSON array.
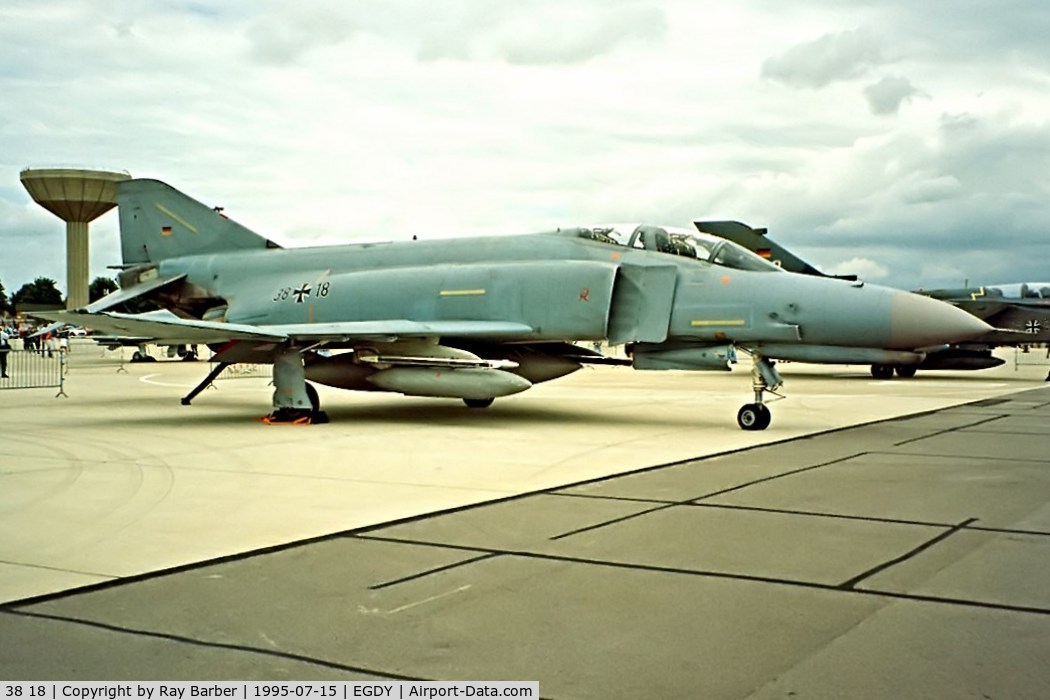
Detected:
[
  {"left": 694, "top": 220, "right": 857, "bottom": 281},
  {"left": 118, "top": 179, "right": 280, "bottom": 265}
]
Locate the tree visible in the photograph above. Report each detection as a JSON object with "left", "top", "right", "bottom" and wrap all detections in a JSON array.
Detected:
[
  {"left": 0, "top": 279, "right": 10, "bottom": 315},
  {"left": 12, "top": 277, "right": 64, "bottom": 306},
  {"left": 89, "top": 276, "right": 119, "bottom": 302}
]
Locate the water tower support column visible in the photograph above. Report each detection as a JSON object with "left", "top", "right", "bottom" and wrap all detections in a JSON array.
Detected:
[{"left": 66, "top": 220, "right": 89, "bottom": 309}]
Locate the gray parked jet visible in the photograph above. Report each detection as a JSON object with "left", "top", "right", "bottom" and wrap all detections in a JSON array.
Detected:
[
  {"left": 696, "top": 220, "right": 1047, "bottom": 379},
  {"left": 46, "top": 180, "right": 991, "bottom": 430}
]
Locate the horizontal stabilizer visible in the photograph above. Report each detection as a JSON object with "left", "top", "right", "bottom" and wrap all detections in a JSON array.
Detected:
[
  {"left": 38, "top": 310, "right": 286, "bottom": 344},
  {"left": 83, "top": 273, "right": 187, "bottom": 313}
]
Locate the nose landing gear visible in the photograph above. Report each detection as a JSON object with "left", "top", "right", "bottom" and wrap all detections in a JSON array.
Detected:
[{"left": 737, "top": 354, "right": 783, "bottom": 431}]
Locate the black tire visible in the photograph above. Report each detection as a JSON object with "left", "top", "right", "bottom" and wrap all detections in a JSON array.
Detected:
[
  {"left": 737, "top": 403, "right": 771, "bottom": 431},
  {"left": 305, "top": 382, "right": 321, "bottom": 412},
  {"left": 464, "top": 397, "right": 495, "bottom": 409},
  {"left": 871, "top": 364, "right": 894, "bottom": 379},
  {"left": 895, "top": 366, "right": 917, "bottom": 378}
]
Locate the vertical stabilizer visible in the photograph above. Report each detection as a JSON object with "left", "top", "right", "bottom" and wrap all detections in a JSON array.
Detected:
[
  {"left": 118, "top": 179, "right": 280, "bottom": 265},
  {"left": 694, "top": 220, "right": 856, "bottom": 280}
]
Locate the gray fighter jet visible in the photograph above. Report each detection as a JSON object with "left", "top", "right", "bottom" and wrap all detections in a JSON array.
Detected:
[
  {"left": 696, "top": 220, "right": 1047, "bottom": 378},
  {"left": 47, "top": 180, "right": 991, "bottom": 430}
]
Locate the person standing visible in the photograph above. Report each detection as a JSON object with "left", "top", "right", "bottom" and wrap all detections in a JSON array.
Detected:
[{"left": 0, "top": 327, "right": 11, "bottom": 378}]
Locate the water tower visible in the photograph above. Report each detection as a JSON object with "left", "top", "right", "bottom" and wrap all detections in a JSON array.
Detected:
[{"left": 20, "top": 167, "right": 131, "bottom": 309}]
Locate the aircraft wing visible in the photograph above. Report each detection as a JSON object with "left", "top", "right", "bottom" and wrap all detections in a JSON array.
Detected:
[
  {"left": 39, "top": 310, "right": 535, "bottom": 346},
  {"left": 262, "top": 319, "right": 535, "bottom": 341}
]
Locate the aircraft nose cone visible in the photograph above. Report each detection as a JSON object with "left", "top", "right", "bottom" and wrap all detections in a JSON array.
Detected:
[{"left": 889, "top": 292, "right": 993, "bottom": 348}]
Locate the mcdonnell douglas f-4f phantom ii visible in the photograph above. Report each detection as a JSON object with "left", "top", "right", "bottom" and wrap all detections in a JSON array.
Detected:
[
  {"left": 696, "top": 220, "right": 1049, "bottom": 380},
  {"left": 48, "top": 179, "right": 991, "bottom": 430}
]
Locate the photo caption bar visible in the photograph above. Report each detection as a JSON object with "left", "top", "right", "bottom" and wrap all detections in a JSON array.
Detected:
[{"left": 0, "top": 683, "right": 538, "bottom": 700}]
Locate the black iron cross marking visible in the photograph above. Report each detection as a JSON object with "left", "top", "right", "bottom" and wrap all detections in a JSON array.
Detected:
[
  {"left": 1025, "top": 320, "right": 1041, "bottom": 334},
  {"left": 292, "top": 284, "right": 312, "bottom": 303}
]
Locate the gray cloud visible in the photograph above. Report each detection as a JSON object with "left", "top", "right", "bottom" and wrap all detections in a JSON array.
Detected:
[
  {"left": 864, "top": 75, "right": 926, "bottom": 115},
  {"left": 416, "top": 3, "right": 668, "bottom": 65},
  {"left": 752, "top": 114, "right": 1050, "bottom": 288},
  {"left": 246, "top": 9, "right": 356, "bottom": 65},
  {"left": 762, "top": 28, "right": 884, "bottom": 88}
]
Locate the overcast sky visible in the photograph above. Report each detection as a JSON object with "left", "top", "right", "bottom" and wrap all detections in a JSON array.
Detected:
[{"left": 2, "top": 0, "right": 1049, "bottom": 300}]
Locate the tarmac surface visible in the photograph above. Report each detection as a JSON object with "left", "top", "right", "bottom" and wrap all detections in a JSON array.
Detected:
[{"left": 1, "top": 340, "right": 1049, "bottom": 697}]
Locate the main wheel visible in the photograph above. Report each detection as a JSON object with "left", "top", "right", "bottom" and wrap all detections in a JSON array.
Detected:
[
  {"left": 737, "top": 403, "right": 771, "bottom": 431},
  {"left": 305, "top": 382, "right": 321, "bottom": 412},
  {"left": 871, "top": 364, "right": 894, "bottom": 379},
  {"left": 895, "top": 366, "right": 917, "bottom": 378},
  {"left": 463, "top": 397, "right": 495, "bottom": 409}
]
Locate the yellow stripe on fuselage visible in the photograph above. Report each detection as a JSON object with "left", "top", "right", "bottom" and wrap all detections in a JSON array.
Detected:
[
  {"left": 439, "top": 289, "right": 486, "bottom": 297},
  {"left": 691, "top": 319, "right": 747, "bottom": 327},
  {"left": 155, "top": 204, "right": 199, "bottom": 233}
]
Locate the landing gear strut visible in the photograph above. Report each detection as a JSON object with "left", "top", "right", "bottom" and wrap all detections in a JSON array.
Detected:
[
  {"left": 264, "top": 346, "right": 329, "bottom": 425},
  {"left": 737, "top": 354, "right": 782, "bottom": 431}
]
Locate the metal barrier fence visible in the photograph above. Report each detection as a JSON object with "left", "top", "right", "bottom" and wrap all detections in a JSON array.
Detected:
[
  {"left": 213, "top": 362, "right": 272, "bottom": 380},
  {"left": 0, "top": 349, "right": 67, "bottom": 396},
  {"left": 1013, "top": 345, "right": 1050, "bottom": 369}
]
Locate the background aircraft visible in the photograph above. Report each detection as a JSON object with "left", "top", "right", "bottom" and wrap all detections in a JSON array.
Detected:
[
  {"left": 48, "top": 179, "right": 991, "bottom": 430},
  {"left": 695, "top": 220, "right": 1049, "bottom": 379}
]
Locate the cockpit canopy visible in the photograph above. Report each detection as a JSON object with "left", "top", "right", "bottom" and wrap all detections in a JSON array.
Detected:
[{"left": 572, "top": 224, "right": 783, "bottom": 273}]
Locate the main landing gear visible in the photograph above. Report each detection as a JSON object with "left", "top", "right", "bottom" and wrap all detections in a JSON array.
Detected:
[
  {"left": 263, "top": 346, "right": 329, "bottom": 425},
  {"left": 737, "top": 354, "right": 783, "bottom": 431},
  {"left": 871, "top": 364, "right": 918, "bottom": 379}
]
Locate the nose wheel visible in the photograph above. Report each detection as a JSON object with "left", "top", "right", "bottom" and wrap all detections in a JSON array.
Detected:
[
  {"left": 737, "top": 403, "right": 771, "bottom": 430},
  {"left": 737, "top": 353, "right": 783, "bottom": 431}
]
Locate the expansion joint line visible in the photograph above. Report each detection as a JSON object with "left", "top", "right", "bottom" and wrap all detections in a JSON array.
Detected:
[
  {"left": 370, "top": 553, "right": 500, "bottom": 590},
  {"left": 1, "top": 608, "right": 425, "bottom": 680},
  {"left": 355, "top": 533, "right": 1050, "bottom": 616},
  {"left": 837, "top": 517, "right": 978, "bottom": 590},
  {"left": 547, "top": 453, "right": 868, "bottom": 541},
  {"left": 892, "top": 416, "right": 1004, "bottom": 447}
]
